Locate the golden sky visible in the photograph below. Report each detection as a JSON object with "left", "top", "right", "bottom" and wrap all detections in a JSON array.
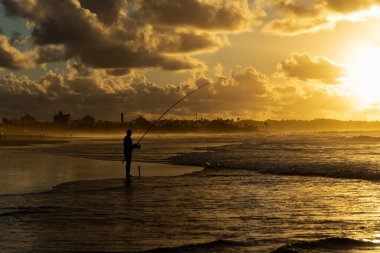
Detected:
[{"left": 2, "top": 0, "right": 380, "bottom": 121}]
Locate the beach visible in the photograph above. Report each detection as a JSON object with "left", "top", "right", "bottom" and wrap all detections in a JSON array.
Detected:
[
  {"left": 0, "top": 149, "right": 202, "bottom": 195},
  {"left": 1, "top": 133, "right": 380, "bottom": 252},
  {"left": 4, "top": 0, "right": 380, "bottom": 252}
]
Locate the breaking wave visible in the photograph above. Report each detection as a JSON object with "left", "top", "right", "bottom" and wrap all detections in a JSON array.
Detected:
[
  {"left": 272, "top": 237, "right": 379, "bottom": 253},
  {"left": 138, "top": 239, "right": 252, "bottom": 253},
  {"left": 168, "top": 134, "right": 380, "bottom": 181}
]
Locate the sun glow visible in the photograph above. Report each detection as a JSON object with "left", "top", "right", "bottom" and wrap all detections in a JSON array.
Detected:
[{"left": 347, "top": 44, "right": 380, "bottom": 105}]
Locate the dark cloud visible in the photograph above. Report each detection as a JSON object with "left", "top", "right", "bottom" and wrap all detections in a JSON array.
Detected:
[
  {"left": 276, "top": 53, "right": 346, "bottom": 84},
  {"left": 274, "top": 0, "right": 319, "bottom": 17},
  {"left": 0, "top": 63, "right": 362, "bottom": 120},
  {"left": 0, "top": 64, "right": 275, "bottom": 120},
  {"left": 261, "top": 0, "right": 380, "bottom": 35},
  {"left": 175, "top": 67, "right": 274, "bottom": 118},
  {"left": 146, "top": 29, "right": 227, "bottom": 54},
  {"left": 42, "top": 71, "right": 71, "bottom": 97},
  {"left": 79, "top": 0, "right": 125, "bottom": 25},
  {"left": 0, "top": 73, "right": 43, "bottom": 94},
  {"left": 36, "top": 46, "right": 67, "bottom": 63},
  {"left": 324, "top": 0, "right": 378, "bottom": 13},
  {"left": 70, "top": 43, "right": 205, "bottom": 70},
  {"left": 136, "top": 0, "right": 252, "bottom": 31},
  {"left": 0, "top": 35, "right": 33, "bottom": 69},
  {"left": 67, "top": 77, "right": 103, "bottom": 95},
  {"left": 1, "top": 0, "right": 254, "bottom": 71},
  {"left": 106, "top": 68, "right": 131, "bottom": 76}
]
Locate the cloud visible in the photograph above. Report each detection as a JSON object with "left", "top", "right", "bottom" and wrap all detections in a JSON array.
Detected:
[
  {"left": 79, "top": 0, "right": 124, "bottom": 25},
  {"left": 0, "top": 35, "right": 34, "bottom": 69},
  {"left": 0, "top": 63, "right": 275, "bottom": 120},
  {"left": 0, "top": 73, "right": 43, "bottom": 94},
  {"left": 2, "top": 0, "right": 370, "bottom": 121},
  {"left": 35, "top": 45, "right": 67, "bottom": 64},
  {"left": 1, "top": 0, "right": 255, "bottom": 71},
  {"left": 135, "top": 0, "right": 252, "bottom": 31},
  {"left": 143, "top": 28, "right": 229, "bottom": 54},
  {"left": 8, "top": 32, "right": 30, "bottom": 46},
  {"left": 324, "top": 0, "right": 379, "bottom": 13},
  {"left": 261, "top": 0, "right": 380, "bottom": 35},
  {"left": 106, "top": 68, "right": 131, "bottom": 77},
  {"left": 272, "top": 87, "right": 354, "bottom": 119},
  {"left": 71, "top": 43, "right": 206, "bottom": 70},
  {"left": 262, "top": 17, "right": 334, "bottom": 36},
  {"left": 175, "top": 66, "right": 274, "bottom": 118},
  {"left": 0, "top": 62, "right": 368, "bottom": 121},
  {"left": 276, "top": 53, "right": 346, "bottom": 84}
]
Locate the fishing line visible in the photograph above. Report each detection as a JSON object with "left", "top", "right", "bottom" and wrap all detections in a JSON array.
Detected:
[{"left": 136, "top": 82, "right": 209, "bottom": 145}]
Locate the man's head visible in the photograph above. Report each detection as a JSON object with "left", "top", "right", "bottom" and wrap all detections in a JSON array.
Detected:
[{"left": 127, "top": 129, "right": 132, "bottom": 136}]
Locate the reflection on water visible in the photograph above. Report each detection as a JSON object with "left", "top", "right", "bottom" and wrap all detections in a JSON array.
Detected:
[
  {"left": 2, "top": 133, "right": 380, "bottom": 252},
  {"left": 0, "top": 150, "right": 201, "bottom": 195},
  {"left": 1, "top": 171, "right": 380, "bottom": 252},
  {"left": 0, "top": 151, "right": 121, "bottom": 194}
]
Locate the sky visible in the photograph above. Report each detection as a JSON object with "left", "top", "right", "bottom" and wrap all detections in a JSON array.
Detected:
[{"left": 2, "top": 0, "right": 380, "bottom": 121}]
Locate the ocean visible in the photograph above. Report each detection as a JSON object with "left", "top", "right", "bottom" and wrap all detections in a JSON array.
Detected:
[{"left": 1, "top": 132, "right": 380, "bottom": 252}]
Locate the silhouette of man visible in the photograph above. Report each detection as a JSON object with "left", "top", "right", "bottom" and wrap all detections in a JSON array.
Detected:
[{"left": 123, "top": 129, "right": 140, "bottom": 179}]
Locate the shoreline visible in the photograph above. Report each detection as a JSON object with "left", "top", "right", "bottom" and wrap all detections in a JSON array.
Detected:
[
  {"left": 0, "top": 137, "right": 69, "bottom": 146},
  {"left": 0, "top": 149, "right": 203, "bottom": 195}
]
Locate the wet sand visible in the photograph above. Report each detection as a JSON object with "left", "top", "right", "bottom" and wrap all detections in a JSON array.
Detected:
[
  {"left": 0, "top": 150, "right": 202, "bottom": 195},
  {"left": 0, "top": 137, "right": 68, "bottom": 146}
]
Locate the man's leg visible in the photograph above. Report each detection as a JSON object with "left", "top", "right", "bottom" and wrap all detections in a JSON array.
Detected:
[{"left": 126, "top": 160, "right": 131, "bottom": 178}]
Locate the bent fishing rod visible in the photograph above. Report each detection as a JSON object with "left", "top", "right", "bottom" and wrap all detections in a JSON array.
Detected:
[{"left": 136, "top": 82, "right": 209, "bottom": 145}]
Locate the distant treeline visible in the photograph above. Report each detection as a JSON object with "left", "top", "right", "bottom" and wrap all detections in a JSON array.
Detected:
[
  {"left": 0, "top": 116, "right": 257, "bottom": 135},
  {"left": 238, "top": 119, "right": 380, "bottom": 131},
  {"left": 3, "top": 116, "right": 380, "bottom": 136}
]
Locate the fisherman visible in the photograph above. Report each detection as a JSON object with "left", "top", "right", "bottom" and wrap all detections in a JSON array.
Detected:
[
  {"left": 123, "top": 129, "right": 140, "bottom": 179},
  {"left": 122, "top": 83, "right": 207, "bottom": 179}
]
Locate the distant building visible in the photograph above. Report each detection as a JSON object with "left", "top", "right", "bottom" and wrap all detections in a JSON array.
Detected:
[
  {"left": 20, "top": 113, "right": 36, "bottom": 124},
  {"left": 53, "top": 111, "right": 70, "bottom": 125},
  {"left": 80, "top": 115, "right": 95, "bottom": 127},
  {"left": 3, "top": 117, "right": 18, "bottom": 124},
  {"left": 132, "top": 116, "right": 150, "bottom": 128},
  {"left": 3, "top": 118, "right": 10, "bottom": 124}
]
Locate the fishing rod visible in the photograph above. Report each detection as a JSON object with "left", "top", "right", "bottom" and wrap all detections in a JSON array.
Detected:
[{"left": 136, "top": 82, "right": 209, "bottom": 145}]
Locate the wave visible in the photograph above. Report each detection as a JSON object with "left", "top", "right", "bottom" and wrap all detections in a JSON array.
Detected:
[
  {"left": 272, "top": 237, "right": 379, "bottom": 253},
  {"left": 256, "top": 164, "right": 380, "bottom": 181},
  {"left": 170, "top": 151, "right": 380, "bottom": 181},
  {"left": 167, "top": 135, "right": 380, "bottom": 182},
  {"left": 337, "top": 135, "right": 380, "bottom": 143},
  {"left": 137, "top": 239, "right": 252, "bottom": 253},
  {"left": 0, "top": 206, "right": 61, "bottom": 217}
]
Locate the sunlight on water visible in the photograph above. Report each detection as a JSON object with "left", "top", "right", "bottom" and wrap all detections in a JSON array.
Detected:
[
  {"left": 2, "top": 132, "right": 380, "bottom": 252},
  {"left": 0, "top": 147, "right": 201, "bottom": 194}
]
